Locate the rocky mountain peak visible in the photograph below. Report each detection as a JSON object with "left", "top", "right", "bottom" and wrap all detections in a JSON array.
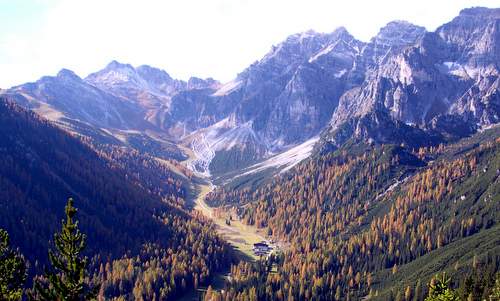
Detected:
[
  {"left": 85, "top": 60, "right": 141, "bottom": 88},
  {"left": 439, "top": 7, "right": 500, "bottom": 37},
  {"left": 56, "top": 68, "right": 81, "bottom": 81},
  {"left": 458, "top": 6, "right": 500, "bottom": 18},
  {"left": 238, "top": 28, "right": 359, "bottom": 85},
  {"left": 286, "top": 30, "right": 320, "bottom": 43},
  {"left": 436, "top": 7, "right": 499, "bottom": 66},
  {"left": 85, "top": 60, "right": 191, "bottom": 99},
  {"left": 332, "top": 26, "right": 350, "bottom": 37},
  {"left": 187, "top": 77, "right": 219, "bottom": 90},
  {"left": 358, "top": 20, "right": 426, "bottom": 68},
  {"left": 136, "top": 65, "right": 174, "bottom": 84},
  {"left": 335, "top": 29, "right": 356, "bottom": 46},
  {"left": 259, "top": 30, "right": 331, "bottom": 64},
  {"left": 372, "top": 20, "right": 426, "bottom": 48},
  {"left": 105, "top": 60, "right": 135, "bottom": 71}
]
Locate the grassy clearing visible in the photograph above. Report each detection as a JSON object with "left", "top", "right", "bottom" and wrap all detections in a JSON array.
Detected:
[
  {"left": 192, "top": 180, "right": 267, "bottom": 261},
  {"left": 177, "top": 272, "right": 228, "bottom": 301}
]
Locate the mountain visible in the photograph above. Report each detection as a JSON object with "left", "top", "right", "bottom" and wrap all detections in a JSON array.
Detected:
[
  {"left": 86, "top": 60, "right": 185, "bottom": 99},
  {"left": 85, "top": 61, "right": 219, "bottom": 129},
  {"left": 199, "top": 8, "right": 500, "bottom": 299},
  {"left": 329, "top": 7, "right": 500, "bottom": 141},
  {"left": 3, "top": 8, "right": 499, "bottom": 179},
  {"left": 163, "top": 27, "right": 368, "bottom": 176},
  {"left": 0, "top": 63, "right": 202, "bottom": 160},
  {"left": 1, "top": 8, "right": 499, "bottom": 178},
  {"left": 361, "top": 20, "right": 426, "bottom": 66},
  {"left": 4, "top": 68, "right": 145, "bottom": 129}
]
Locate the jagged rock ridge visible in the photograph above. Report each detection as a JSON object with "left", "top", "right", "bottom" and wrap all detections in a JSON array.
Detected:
[{"left": 2, "top": 7, "right": 499, "bottom": 176}]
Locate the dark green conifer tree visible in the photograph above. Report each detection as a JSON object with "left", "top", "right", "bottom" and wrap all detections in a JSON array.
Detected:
[
  {"left": 30, "top": 198, "right": 99, "bottom": 301},
  {"left": 0, "top": 228, "right": 27, "bottom": 301},
  {"left": 425, "top": 273, "right": 459, "bottom": 301}
]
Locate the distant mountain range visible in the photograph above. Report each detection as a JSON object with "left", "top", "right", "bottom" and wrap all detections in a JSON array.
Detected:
[{"left": 2, "top": 7, "right": 499, "bottom": 180}]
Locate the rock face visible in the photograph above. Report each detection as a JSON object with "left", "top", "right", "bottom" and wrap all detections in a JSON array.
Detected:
[
  {"left": 437, "top": 7, "right": 500, "bottom": 67},
  {"left": 1, "top": 61, "right": 220, "bottom": 132},
  {"left": 437, "top": 8, "right": 500, "bottom": 125},
  {"left": 3, "top": 68, "right": 146, "bottom": 130},
  {"left": 170, "top": 27, "right": 366, "bottom": 172},
  {"left": 85, "top": 61, "right": 219, "bottom": 130},
  {"left": 2, "top": 7, "right": 499, "bottom": 175},
  {"left": 327, "top": 7, "right": 500, "bottom": 149},
  {"left": 244, "top": 28, "right": 363, "bottom": 147},
  {"left": 360, "top": 20, "right": 426, "bottom": 67},
  {"left": 320, "top": 109, "right": 442, "bottom": 154}
]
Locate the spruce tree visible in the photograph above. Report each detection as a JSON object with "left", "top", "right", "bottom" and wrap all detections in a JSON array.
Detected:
[
  {"left": 30, "top": 198, "right": 99, "bottom": 301},
  {"left": 0, "top": 228, "right": 27, "bottom": 301},
  {"left": 424, "top": 273, "right": 459, "bottom": 301}
]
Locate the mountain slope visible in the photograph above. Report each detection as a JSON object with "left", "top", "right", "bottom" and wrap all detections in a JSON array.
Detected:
[
  {"left": 0, "top": 97, "right": 160, "bottom": 261},
  {"left": 205, "top": 126, "right": 500, "bottom": 300},
  {"left": 0, "top": 98, "right": 232, "bottom": 299},
  {"left": 330, "top": 7, "right": 500, "bottom": 133},
  {"left": 0, "top": 66, "right": 190, "bottom": 160},
  {"left": 4, "top": 68, "right": 145, "bottom": 129}
]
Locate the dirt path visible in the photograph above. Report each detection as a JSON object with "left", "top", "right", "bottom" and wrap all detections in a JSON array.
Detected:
[
  {"left": 193, "top": 181, "right": 268, "bottom": 260},
  {"left": 178, "top": 144, "right": 268, "bottom": 260}
]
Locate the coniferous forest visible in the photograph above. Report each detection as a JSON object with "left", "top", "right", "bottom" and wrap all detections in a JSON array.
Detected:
[
  {"left": 206, "top": 136, "right": 500, "bottom": 300},
  {"left": 0, "top": 99, "right": 233, "bottom": 300}
]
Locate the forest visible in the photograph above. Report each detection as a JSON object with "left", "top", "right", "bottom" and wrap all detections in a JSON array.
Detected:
[
  {"left": 206, "top": 131, "right": 500, "bottom": 300},
  {"left": 0, "top": 98, "right": 234, "bottom": 300}
]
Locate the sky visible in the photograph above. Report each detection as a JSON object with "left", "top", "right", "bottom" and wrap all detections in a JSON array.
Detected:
[{"left": 0, "top": 0, "right": 499, "bottom": 88}]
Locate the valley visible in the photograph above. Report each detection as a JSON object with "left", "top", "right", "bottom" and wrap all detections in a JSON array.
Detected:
[
  {"left": 182, "top": 143, "right": 271, "bottom": 261},
  {"left": 0, "top": 5, "right": 499, "bottom": 300}
]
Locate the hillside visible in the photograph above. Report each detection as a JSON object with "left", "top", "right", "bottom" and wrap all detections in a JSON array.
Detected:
[
  {"left": 205, "top": 128, "right": 500, "bottom": 300},
  {"left": 0, "top": 98, "right": 232, "bottom": 300}
]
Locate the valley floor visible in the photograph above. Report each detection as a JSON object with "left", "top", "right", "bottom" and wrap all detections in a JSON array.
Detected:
[
  {"left": 180, "top": 144, "right": 269, "bottom": 261},
  {"left": 192, "top": 180, "right": 268, "bottom": 261}
]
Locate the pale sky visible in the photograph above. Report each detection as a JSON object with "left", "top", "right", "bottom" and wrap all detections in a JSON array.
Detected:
[{"left": 0, "top": 0, "right": 499, "bottom": 88}]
